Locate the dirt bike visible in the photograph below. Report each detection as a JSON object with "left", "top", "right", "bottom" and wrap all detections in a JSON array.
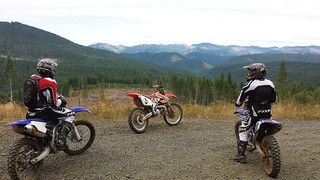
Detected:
[
  {"left": 4, "top": 106, "right": 95, "bottom": 180},
  {"left": 127, "top": 85, "right": 183, "bottom": 133},
  {"left": 234, "top": 108, "right": 282, "bottom": 178}
]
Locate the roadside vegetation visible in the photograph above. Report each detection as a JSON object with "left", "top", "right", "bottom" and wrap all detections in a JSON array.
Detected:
[{"left": 0, "top": 92, "right": 319, "bottom": 125}]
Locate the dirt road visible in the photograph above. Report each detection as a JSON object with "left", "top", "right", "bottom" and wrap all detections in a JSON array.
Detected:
[{"left": 1, "top": 117, "right": 319, "bottom": 180}]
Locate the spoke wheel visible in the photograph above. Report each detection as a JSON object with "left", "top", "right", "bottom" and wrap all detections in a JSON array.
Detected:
[
  {"left": 260, "top": 136, "right": 281, "bottom": 178},
  {"left": 7, "top": 138, "right": 43, "bottom": 180},
  {"left": 128, "top": 107, "right": 148, "bottom": 133},
  {"left": 163, "top": 103, "right": 183, "bottom": 126},
  {"left": 63, "top": 120, "right": 96, "bottom": 156}
]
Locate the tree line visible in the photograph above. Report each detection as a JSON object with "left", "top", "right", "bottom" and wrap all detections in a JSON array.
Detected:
[{"left": 1, "top": 57, "right": 319, "bottom": 105}]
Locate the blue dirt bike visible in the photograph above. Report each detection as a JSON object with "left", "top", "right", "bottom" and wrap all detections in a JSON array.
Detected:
[
  {"left": 234, "top": 108, "right": 282, "bottom": 178},
  {"left": 4, "top": 106, "right": 95, "bottom": 180}
]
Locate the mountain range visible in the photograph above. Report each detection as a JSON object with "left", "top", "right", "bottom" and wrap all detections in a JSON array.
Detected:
[
  {"left": 0, "top": 21, "right": 319, "bottom": 90},
  {"left": 89, "top": 42, "right": 320, "bottom": 56},
  {"left": 89, "top": 43, "right": 320, "bottom": 84}
]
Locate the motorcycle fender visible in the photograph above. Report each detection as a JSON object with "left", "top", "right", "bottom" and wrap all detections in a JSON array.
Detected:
[
  {"left": 166, "top": 93, "right": 177, "bottom": 99},
  {"left": 127, "top": 93, "right": 140, "bottom": 98},
  {"left": 72, "top": 106, "right": 92, "bottom": 113},
  {"left": 234, "top": 109, "right": 244, "bottom": 114},
  {"left": 255, "top": 119, "right": 282, "bottom": 141}
]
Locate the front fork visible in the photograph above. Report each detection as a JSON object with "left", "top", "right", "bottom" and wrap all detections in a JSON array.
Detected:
[{"left": 71, "top": 123, "right": 82, "bottom": 141}]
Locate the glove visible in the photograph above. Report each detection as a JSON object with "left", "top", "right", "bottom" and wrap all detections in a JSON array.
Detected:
[{"left": 57, "top": 94, "right": 67, "bottom": 107}]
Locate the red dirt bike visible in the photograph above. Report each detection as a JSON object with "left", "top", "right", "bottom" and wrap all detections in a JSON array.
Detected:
[{"left": 127, "top": 85, "right": 183, "bottom": 133}]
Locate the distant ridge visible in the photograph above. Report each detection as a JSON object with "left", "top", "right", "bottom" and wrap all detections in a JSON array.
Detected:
[{"left": 89, "top": 42, "right": 320, "bottom": 56}]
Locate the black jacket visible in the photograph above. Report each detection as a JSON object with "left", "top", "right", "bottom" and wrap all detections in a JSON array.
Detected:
[{"left": 235, "top": 78, "right": 276, "bottom": 117}]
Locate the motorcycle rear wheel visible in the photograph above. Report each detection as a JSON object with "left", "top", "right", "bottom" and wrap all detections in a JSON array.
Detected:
[
  {"left": 260, "top": 135, "right": 281, "bottom": 178},
  {"left": 63, "top": 120, "right": 96, "bottom": 156},
  {"left": 163, "top": 103, "right": 183, "bottom": 126},
  {"left": 128, "top": 107, "right": 148, "bottom": 133},
  {"left": 7, "top": 137, "right": 43, "bottom": 180}
]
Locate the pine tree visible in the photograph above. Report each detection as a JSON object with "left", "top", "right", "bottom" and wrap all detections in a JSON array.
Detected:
[
  {"left": 2, "top": 56, "right": 16, "bottom": 102},
  {"left": 276, "top": 60, "right": 288, "bottom": 101}
]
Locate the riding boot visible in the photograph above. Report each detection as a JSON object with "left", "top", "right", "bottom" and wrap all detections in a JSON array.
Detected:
[{"left": 233, "top": 140, "right": 247, "bottom": 164}]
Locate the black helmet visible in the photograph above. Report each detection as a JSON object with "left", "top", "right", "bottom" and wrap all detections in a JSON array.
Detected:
[
  {"left": 37, "top": 58, "right": 57, "bottom": 78},
  {"left": 243, "top": 63, "right": 266, "bottom": 80}
]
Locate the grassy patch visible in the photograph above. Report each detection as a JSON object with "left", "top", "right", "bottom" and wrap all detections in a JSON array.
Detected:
[{"left": 0, "top": 101, "right": 319, "bottom": 125}]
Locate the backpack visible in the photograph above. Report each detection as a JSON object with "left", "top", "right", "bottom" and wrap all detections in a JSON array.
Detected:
[{"left": 23, "top": 74, "right": 42, "bottom": 108}]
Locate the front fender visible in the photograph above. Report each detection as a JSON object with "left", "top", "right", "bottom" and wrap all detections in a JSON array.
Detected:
[
  {"left": 234, "top": 109, "right": 244, "bottom": 114},
  {"left": 72, "top": 106, "right": 92, "bottom": 113}
]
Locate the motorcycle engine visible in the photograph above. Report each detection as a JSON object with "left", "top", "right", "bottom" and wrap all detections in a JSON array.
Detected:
[
  {"left": 155, "top": 109, "right": 161, "bottom": 116},
  {"left": 55, "top": 124, "right": 70, "bottom": 150}
]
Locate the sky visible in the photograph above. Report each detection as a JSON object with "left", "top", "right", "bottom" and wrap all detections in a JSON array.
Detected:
[{"left": 1, "top": 0, "right": 320, "bottom": 47}]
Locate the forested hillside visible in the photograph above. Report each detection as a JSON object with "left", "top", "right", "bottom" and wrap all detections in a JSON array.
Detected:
[
  {"left": 201, "top": 53, "right": 320, "bottom": 86},
  {"left": 0, "top": 21, "right": 319, "bottom": 105},
  {"left": 0, "top": 21, "right": 187, "bottom": 101}
]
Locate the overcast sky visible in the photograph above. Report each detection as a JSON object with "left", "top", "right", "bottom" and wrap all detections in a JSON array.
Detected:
[{"left": 1, "top": 0, "right": 320, "bottom": 47}]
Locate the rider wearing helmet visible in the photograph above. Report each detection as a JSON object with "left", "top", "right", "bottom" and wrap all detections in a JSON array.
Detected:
[
  {"left": 233, "top": 63, "right": 277, "bottom": 163},
  {"left": 26, "top": 58, "right": 67, "bottom": 121}
]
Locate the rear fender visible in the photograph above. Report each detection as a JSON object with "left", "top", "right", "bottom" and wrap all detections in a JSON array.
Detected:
[
  {"left": 4, "top": 118, "right": 47, "bottom": 136},
  {"left": 4, "top": 118, "right": 45, "bottom": 126},
  {"left": 127, "top": 93, "right": 140, "bottom": 98},
  {"left": 255, "top": 119, "right": 282, "bottom": 141}
]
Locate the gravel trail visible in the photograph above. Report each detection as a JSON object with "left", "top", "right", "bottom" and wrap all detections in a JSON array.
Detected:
[{"left": 1, "top": 117, "right": 320, "bottom": 180}]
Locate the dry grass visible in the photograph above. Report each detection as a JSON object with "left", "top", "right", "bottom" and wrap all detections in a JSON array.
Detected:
[
  {"left": 272, "top": 102, "right": 320, "bottom": 120},
  {"left": 0, "top": 103, "right": 27, "bottom": 123},
  {"left": 0, "top": 101, "right": 319, "bottom": 125},
  {"left": 0, "top": 88, "right": 319, "bottom": 123}
]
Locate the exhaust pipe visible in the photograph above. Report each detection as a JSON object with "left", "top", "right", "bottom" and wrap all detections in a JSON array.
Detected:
[
  {"left": 24, "top": 124, "right": 36, "bottom": 133},
  {"left": 24, "top": 124, "right": 46, "bottom": 138}
]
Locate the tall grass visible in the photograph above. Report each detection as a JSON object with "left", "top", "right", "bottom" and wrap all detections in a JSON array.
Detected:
[{"left": 0, "top": 101, "right": 319, "bottom": 125}]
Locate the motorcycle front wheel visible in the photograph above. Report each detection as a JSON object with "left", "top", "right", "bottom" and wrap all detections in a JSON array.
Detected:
[
  {"left": 7, "top": 137, "right": 43, "bottom": 180},
  {"left": 260, "top": 135, "right": 281, "bottom": 178},
  {"left": 128, "top": 107, "right": 148, "bottom": 133},
  {"left": 163, "top": 103, "right": 183, "bottom": 126},
  {"left": 63, "top": 120, "right": 96, "bottom": 156}
]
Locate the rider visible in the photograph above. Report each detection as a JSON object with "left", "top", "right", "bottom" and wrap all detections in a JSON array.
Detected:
[
  {"left": 26, "top": 58, "right": 67, "bottom": 122},
  {"left": 233, "top": 63, "right": 276, "bottom": 163}
]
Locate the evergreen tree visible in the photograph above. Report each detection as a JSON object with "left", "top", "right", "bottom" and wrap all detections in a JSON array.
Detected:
[
  {"left": 2, "top": 56, "right": 16, "bottom": 102},
  {"left": 276, "top": 60, "right": 288, "bottom": 101}
]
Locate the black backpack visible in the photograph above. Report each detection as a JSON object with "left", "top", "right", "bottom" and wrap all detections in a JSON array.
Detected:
[{"left": 23, "top": 74, "right": 42, "bottom": 108}]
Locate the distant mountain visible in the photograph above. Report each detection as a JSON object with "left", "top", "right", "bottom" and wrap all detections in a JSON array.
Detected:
[
  {"left": 89, "top": 42, "right": 320, "bottom": 56},
  {"left": 89, "top": 42, "right": 320, "bottom": 76},
  {"left": 122, "top": 52, "right": 213, "bottom": 74},
  {"left": 0, "top": 21, "right": 186, "bottom": 92}
]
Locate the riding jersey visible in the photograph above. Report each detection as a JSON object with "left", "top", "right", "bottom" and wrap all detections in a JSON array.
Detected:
[{"left": 235, "top": 78, "right": 276, "bottom": 118}]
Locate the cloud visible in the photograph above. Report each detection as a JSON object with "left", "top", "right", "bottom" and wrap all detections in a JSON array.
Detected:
[{"left": 1, "top": 0, "right": 320, "bottom": 47}]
